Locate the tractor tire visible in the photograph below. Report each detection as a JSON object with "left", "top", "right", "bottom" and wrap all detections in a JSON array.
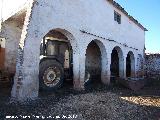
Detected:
[{"left": 39, "top": 60, "right": 64, "bottom": 91}]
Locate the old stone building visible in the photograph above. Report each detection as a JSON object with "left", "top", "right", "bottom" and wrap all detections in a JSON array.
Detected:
[{"left": 0, "top": 0, "right": 147, "bottom": 101}]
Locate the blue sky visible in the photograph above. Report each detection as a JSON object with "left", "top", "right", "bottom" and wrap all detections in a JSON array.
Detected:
[{"left": 116, "top": 0, "right": 160, "bottom": 53}]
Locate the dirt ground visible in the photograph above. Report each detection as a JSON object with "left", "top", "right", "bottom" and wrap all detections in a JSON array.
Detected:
[{"left": 0, "top": 79, "right": 160, "bottom": 120}]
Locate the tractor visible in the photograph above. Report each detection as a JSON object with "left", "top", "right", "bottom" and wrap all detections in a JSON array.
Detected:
[{"left": 39, "top": 31, "right": 90, "bottom": 91}]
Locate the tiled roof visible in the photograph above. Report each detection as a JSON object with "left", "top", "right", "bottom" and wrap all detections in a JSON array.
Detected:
[{"left": 108, "top": 0, "right": 148, "bottom": 31}]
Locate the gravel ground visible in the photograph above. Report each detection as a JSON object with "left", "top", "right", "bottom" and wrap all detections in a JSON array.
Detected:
[{"left": 0, "top": 80, "right": 160, "bottom": 120}]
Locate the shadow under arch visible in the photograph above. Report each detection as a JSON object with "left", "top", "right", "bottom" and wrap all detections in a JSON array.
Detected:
[
  {"left": 85, "top": 39, "right": 108, "bottom": 85},
  {"left": 126, "top": 51, "right": 135, "bottom": 77},
  {"left": 110, "top": 46, "right": 124, "bottom": 83}
]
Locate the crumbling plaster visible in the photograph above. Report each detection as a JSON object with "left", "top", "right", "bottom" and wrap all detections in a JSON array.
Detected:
[
  {"left": 0, "top": 21, "right": 23, "bottom": 73},
  {"left": 8, "top": 0, "right": 145, "bottom": 101}
]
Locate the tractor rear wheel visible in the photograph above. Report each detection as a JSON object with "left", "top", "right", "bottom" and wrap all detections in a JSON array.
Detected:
[{"left": 39, "top": 60, "right": 64, "bottom": 91}]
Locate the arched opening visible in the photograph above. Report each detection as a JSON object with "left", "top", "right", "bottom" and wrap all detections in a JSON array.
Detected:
[
  {"left": 126, "top": 51, "right": 135, "bottom": 78},
  {"left": 85, "top": 41, "right": 101, "bottom": 85},
  {"left": 111, "top": 49, "right": 119, "bottom": 77},
  {"left": 39, "top": 29, "right": 74, "bottom": 91},
  {"left": 110, "top": 46, "right": 124, "bottom": 83},
  {"left": 85, "top": 40, "right": 108, "bottom": 86}
]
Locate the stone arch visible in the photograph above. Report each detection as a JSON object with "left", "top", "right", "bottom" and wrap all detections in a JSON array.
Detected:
[
  {"left": 85, "top": 39, "right": 108, "bottom": 84},
  {"left": 42, "top": 28, "right": 78, "bottom": 54},
  {"left": 110, "top": 46, "right": 124, "bottom": 80},
  {"left": 11, "top": 26, "right": 80, "bottom": 100},
  {"left": 126, "top": 51, "right": 135, "bottom": 77},
  {"left": 39, "top": 28, "right": 79, "bottom": 88}
]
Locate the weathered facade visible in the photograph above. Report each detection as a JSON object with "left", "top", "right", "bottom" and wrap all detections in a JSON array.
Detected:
[{"left": 0, "top": 0, "right": 147, "bottom": 101}]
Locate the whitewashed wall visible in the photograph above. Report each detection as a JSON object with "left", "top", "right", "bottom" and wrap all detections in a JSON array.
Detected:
[
  {"left": 2, "top": 0, "right": 146, "bottom": 101},
  {"left": 42, "top": 0, "right": 145, "bottom": 55}
]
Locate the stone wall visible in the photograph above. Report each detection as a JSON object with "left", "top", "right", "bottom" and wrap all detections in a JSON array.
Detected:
[{"left": 145, "top": 53, "right": 160, "bottom": 78}]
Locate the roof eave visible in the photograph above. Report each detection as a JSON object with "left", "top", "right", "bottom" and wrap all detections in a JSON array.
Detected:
[{"left": 107, "top": 0, "right": 148, "bottom": 32}]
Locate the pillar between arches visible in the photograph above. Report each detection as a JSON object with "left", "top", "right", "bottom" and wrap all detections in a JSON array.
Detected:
[{"left": 102, "top": 50, "right": 111, "bottom": 85}]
